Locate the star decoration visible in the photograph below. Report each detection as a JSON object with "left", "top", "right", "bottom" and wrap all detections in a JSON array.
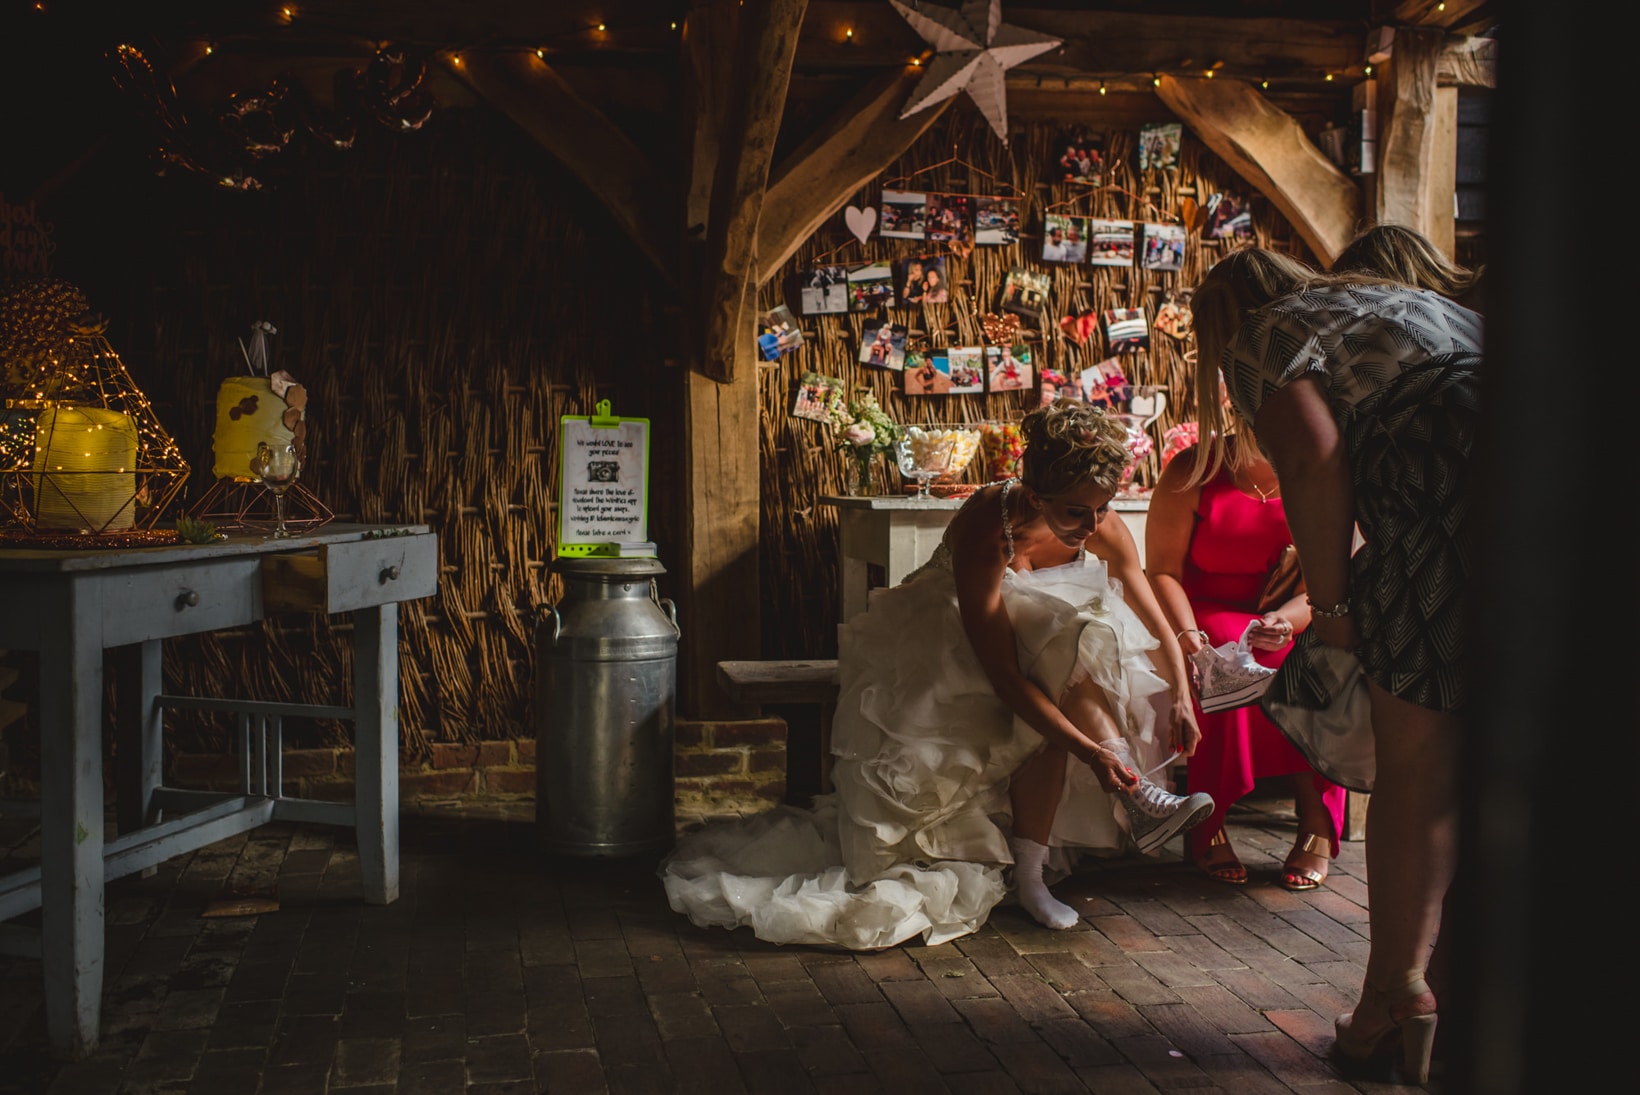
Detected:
[{"left": 890, "top": 0, "right": 1062, "bottom": 143}]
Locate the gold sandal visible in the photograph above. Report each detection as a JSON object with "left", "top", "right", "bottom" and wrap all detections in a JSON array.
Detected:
[
  {"left": 1281, "top": 832, "right": 1332, "bottom": 891},
  {"left": 1195, "top": 828, "right": 1247, "bottom": 885}
]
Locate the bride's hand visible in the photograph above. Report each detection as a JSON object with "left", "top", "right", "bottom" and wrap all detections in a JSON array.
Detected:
[{"left": 1085, "top": 745, "right": 1138, "bottom": 795}]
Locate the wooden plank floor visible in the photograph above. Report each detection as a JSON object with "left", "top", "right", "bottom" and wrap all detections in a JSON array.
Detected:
[{"left": 0, "top": 784, "right": 1439, "bottom": 1093}]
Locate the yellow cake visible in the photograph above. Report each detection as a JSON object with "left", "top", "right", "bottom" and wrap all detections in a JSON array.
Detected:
[
  {"left": 212, "top": 376, "right": 297, "bottom": 481},
  {"left": 32, "top": 406, "right": 139, "bottom": 531}
]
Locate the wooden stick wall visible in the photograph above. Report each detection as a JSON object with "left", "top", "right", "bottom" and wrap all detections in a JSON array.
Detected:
[{"left": 755, "top": 110, "right": 1308, "bottom": 661}]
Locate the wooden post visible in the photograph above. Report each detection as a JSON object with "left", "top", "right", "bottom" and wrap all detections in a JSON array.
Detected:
[{"left": 1374, "top": 26, "right": 1444, "bottom": 239}]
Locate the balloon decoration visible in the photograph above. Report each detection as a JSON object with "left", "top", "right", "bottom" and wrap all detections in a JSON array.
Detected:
[{"left": 107, "top": 42, "right": 435, "bottom": 191}]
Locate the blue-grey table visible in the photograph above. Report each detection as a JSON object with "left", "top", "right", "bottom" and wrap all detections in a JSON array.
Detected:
[{"left": 0, "top": 523, "right": 437, "bottom": 1057}]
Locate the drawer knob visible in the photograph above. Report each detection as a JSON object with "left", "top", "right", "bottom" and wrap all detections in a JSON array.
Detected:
[
  {"left": 176, "top": 590, "right": 200, "bottom": 609},
  {"left": 380, "top": 565, "right": 401, "bottom": 583}
]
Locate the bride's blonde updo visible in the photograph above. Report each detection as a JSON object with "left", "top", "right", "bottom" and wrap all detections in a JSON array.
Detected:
[{"left": 1018, "top": 399, "right": 1132, "bottom": 498}]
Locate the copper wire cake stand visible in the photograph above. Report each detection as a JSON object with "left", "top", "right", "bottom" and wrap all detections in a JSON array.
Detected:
[{"left": 187, "top": 478, "right": 335, "bottom": 534}]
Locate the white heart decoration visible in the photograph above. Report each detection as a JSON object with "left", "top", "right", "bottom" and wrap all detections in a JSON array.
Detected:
[{"left": 844, "top": 205, "right": 877, "bottom": 244}]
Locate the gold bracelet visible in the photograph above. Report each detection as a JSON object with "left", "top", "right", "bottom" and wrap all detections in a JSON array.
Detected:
[{"left": 1309, "top": 597, "right": 1350, "bottom": 619}]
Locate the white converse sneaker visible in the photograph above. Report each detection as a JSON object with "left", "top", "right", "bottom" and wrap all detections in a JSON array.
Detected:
[
  {"left": 1190, "top": 624, "right": 1276, "bottom": 714},
  {"left": 1119, "top": 777, "right": 1214, "bottom": 855}
]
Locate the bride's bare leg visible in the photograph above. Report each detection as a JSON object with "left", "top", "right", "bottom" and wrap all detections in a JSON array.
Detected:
[{"left": 1008, "top": 677, "right": 1124, "bottom": 930}]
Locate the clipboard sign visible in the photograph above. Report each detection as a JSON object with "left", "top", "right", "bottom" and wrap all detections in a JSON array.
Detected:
[{"left": 555, "top": 399, "right": 654, "bottom": 558}]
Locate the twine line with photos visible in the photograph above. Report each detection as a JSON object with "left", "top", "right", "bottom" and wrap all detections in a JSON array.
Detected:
[{"left": 1041, "top": 182, "right": 1176, "bottom": 224}]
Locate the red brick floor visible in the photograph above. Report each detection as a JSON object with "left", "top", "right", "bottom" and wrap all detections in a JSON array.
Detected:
[{"left": 0, "top": 784, "right": 1441, "bottom": 1093}]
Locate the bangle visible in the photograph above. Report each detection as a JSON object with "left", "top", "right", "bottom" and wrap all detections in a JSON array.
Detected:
[
  {"left": 1175, "top": 628, "right": 1208, "bottom": 642},
  {"left": 1309, "top": 597, "right": 1351, "bottom": 619}
]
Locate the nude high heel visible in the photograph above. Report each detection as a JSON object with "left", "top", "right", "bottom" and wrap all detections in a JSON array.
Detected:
[{"left": 1333, "top": 977, "right": 1438, "bottom": 1085}]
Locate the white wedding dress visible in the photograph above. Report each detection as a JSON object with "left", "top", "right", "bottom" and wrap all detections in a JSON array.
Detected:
[{"left": 660, "top": 483, "right": 1173, "bottom": 950}]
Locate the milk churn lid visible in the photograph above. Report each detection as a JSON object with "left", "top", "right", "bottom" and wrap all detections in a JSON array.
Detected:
[{"left": 551, "top": 556, "right": 667, "bottom": 579}]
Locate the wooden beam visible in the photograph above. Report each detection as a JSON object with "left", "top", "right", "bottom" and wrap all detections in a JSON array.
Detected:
[
  {"left": 757, "top": 69, "right": 952, "bottom": 283},
  {"left": 1388, "top": 0, "right": 1497, "bottom": 33},
  {"left": 1437, "top": 36, "right": 1496, "bottom": 89},
  {"left": 798, "top": 5, "right": 1363, "bottom": 82},
  {"left": 1155, "top": 75, "right": 1361, "bottom": 267},
  {"left": 437, "top": 51, "right": 674, "bottom": 286},
  {"left": 698, "top": 0, "right": 808, "bottom": 383},
  {"left": 1374, "top": 27, "right": 1443, "bottom": 236},
  {"left": 678, "top": 309, "right": 763, "bottom": 718}
]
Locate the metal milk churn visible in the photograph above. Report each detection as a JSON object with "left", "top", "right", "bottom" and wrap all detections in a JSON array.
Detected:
[{"left": 535, "top": 557, "right": 680, "bottom": 857}]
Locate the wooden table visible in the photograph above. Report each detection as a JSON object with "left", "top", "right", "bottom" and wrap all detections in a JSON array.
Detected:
[
  {"left": 820, "top": 494, "right": 1151, "bottom": 622},
  {"left": 0, "top": 523, "right": 437, "bottom": 1058}
]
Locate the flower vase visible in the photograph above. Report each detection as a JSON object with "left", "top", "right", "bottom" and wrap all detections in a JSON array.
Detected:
[{"left": 845, "top": 449, "right": 877, "bottom": 496}]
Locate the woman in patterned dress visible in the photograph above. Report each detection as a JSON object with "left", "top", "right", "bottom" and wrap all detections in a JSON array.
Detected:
[{"left": 1191, "top": 247, "right": 1484, "bottom": 1085}]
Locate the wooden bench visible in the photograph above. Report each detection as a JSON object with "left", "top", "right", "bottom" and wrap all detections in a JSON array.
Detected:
[
  {"left": 715, "top": 657, "right": 1366, "bottom": 840},
  {"left": 716, "top": 660, "right": 840, "bottom": 795}
]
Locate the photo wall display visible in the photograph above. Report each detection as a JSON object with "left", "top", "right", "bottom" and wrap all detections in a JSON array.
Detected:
[
  {"left": 756, "top": 304, "right": 803, "bottom": 361},
  {"left": 1104, "top": 308, "right": 1150, "bottom": 354},
  {"left": 793, "top": 371, "right": 842, "bottom": 422},
  {"left": 895, "top": 255, "right": 950, "bottom": 305},
  {"left": 874, "top": 189, "right": 1022, "bottom": 247},
  {"left": 902, "top": 344, "right": 1034, "bottom": 397},
  {"left": 1141, "top": 223, "right": 1186, "bottom": 271},
  {"left": 799, "top": 265, "right": 850, "bottom": 315},
  {"left": 859, "top": 321, "right": 908, "bottom": 371},
  {"left": 847, "top": 263, "right": 896, "bottom": 311}
]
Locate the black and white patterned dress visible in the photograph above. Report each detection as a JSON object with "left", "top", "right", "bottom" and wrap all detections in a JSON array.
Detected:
[{"left": 1222, "top": 283, "right": 1484, "bottom": 793}]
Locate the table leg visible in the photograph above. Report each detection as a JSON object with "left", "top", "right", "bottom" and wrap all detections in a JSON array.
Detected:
[
  {"left": 113, "top": 640, "right": 163, "bottom": 834},
  {"left": 38, "top": 592, "right": 107, "bottom": 1058},
  {"left": 353, "top": 603, "right": 399, "bottom": 905}
]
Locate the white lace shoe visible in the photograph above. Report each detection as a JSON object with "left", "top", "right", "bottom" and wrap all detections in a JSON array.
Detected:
[
  {"left": 1119, "top": 777, "right": 1214, "bottom": 855},
  {"left": 1191, "top": 643, "right": 1276, "bottom": 714}
]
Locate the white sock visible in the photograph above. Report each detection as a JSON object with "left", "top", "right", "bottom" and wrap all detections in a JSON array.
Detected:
[{"left": 1008, "top": 835, "right": 1079, "bottom": 930}]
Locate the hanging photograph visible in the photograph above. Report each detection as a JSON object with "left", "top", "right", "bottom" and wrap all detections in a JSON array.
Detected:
[
  {"left": 879, "top": 190, "right": 928, "bottom": 239},
  {"left": 986, "top": 344, "right": 1033, "bottom": 392},
  {"left": 1052, "top": 128, "right": 1106, "bottom": 185},
  {"left": 905, "top": 352, "right": 953, "bottom": 395},
  {"left": 947, "top": 346, "right": 985, "bottom": 395},
  {"left": 972, "top": 196, "right": 1020, "bottom": 245},
  {"left": 1204, "top": 192, "right": 1255, "bottom": 241},
  {"left": 793, "top": 371, "right": 842, "bottom": 423},
  {"left": 1086, "top": 218, "right": 1136, "bottom": 267},
  {"left": 1042, "top": 214, "right": 1089, "bottom": 263},
  {"left": 1138, "top": 122, "right": 1183, "bottom": 171},
  {"left": 1154, "top": 287, "right": 1194, "bottom": 341},
  {"left": 1104, "top": 308, "right": 1150, "bottom": 354},
  {"left": 925, "top": 194, "right": 971, "bottom": 243},
  {"left": 859, "top": 320, "right": 908, "bottom": 371},
  {"left": 756, "top": 304, "right": 803, "bottom": 361},
  {"left": 1000, "top": 266, "right": 1051, "bottom": 318},
  {"left": 1080, "top": 356, "right": 1131, "bottom": 407},
  {"left": 799, "top": 265, "right": 850, "bottom": 315},
  {"left": 1039, "top": 367, "right": 1070, "bottom": 406},
  {"left": 896, "top": 255, "right": 949, "bottom": 306},
  {"left": 1141, "top": 223, "right": 1187, "bottom": 271},
  {"left": 847, "top": 262, "right": 896, "bottom": 311}
]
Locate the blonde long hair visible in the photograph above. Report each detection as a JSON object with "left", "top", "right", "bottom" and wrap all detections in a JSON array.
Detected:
[
  {"left": 1187, "top": 248, "right": 1319, "bottom": 487},
  {"left": 1334, "top": 223, "right": 1484, "bottom": 307}
]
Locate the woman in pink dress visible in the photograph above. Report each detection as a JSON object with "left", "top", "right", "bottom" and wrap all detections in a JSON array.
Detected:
[{"left": 1145, "top": 433, "right": 1345, "bottom": 888}]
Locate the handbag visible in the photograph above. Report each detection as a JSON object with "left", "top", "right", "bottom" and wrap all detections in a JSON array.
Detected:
[{"left": 1256, "top": 544, "right": 1303, "bottom": 613}]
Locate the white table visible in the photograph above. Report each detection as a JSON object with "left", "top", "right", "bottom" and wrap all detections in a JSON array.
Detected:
[
  {"left": 821, "top": 494, "right": 1150, "bottom": 622},
  {"left": 0, "top": 523, "right": 437, "bottom": 1058}
]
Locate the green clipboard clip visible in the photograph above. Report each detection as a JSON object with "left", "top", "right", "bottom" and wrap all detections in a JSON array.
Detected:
[{"left": 590, "top": 399, "right": 619, "bottom": 428}]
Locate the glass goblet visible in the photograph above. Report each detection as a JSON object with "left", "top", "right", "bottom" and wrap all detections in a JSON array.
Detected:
[{"left": 249, "top": 441, "right": 301, "bottom": 539}]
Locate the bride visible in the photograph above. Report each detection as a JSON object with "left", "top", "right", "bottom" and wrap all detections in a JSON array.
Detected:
[{"left": 661, "top": 400, "right": 1210, "bottom": 949}]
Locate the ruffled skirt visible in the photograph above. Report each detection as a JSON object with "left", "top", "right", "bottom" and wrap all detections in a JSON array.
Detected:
[{"left": 660, "top": 554, "right": 1173, "bottom": 950}]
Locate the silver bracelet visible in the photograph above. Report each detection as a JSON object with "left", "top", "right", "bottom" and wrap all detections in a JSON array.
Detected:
[
  {"left": 1175, "top": 628, "right": 1208, "bottom": 642},
  {"left": 1309, "top": 597, "right": 1351, "bottom": 619}
]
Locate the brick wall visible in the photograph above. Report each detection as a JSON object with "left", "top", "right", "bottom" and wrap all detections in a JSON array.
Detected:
[{"left": 150, "top": 717, "right": 789, "bottom": 824}]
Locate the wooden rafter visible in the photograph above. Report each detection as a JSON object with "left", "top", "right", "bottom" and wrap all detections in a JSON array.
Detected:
[
  {"left": 439, "top": 51, "right": 674, "bottom": 286},
  {"left": 1155, "top": 75, "right": 1361, "bottom": 266},
  {"left": 757, "top": 69, "right": 953, "bottom": 284},
  {"left": 697, "top": 0, "right": 809, "bottom": 383},
  {"left": 1374, "top": 27, "right": 1443, "bottom": 235}
]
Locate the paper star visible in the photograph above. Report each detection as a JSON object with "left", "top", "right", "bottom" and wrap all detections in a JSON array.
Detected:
[{"left": 890, "top": 0, "right": 1062, "bottom": 142}]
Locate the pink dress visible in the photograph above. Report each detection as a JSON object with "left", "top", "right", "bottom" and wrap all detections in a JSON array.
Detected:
[{"left": 1182, "top": 471, "right": 1345, "bottom": 857}]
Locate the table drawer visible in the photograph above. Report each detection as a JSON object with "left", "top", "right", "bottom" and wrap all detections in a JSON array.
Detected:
[
  {"left": 261, "top": 533, "right": 437, "bottom": 615},
  {"left": 96, "top": 557, "right": 262, "bottom": 647}
]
